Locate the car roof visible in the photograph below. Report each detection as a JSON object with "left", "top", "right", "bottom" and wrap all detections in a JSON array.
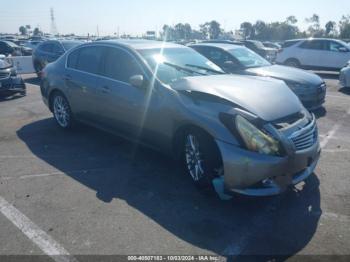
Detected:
[
  {"left": 190, "top": 42, "right": 244, "bottom": 51},
  {"left": 92, "top": 39, "right": 187, "bottom": 50}
]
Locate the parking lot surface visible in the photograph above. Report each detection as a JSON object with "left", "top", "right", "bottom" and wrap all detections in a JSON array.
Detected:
[{"left": 0, "top": 73, "right": 350, "bottom": 260}]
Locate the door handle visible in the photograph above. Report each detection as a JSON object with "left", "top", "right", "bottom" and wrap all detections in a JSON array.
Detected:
[
  {"left": 64, "top": 74, "right": 72, "bottom": 81},
  {"left": 101, "top": 85, "right": 110, "bottom": 93}
]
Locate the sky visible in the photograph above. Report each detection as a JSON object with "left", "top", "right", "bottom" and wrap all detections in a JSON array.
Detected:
[{"left": 0, "top": 0, "right": 349, "bottom": 36}]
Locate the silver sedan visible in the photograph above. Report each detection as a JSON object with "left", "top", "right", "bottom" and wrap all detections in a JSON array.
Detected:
[{"left": 40, "top": 40, "right": 320, "bottom": 198}]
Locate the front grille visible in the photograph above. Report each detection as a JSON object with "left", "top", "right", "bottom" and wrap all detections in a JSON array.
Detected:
[
  {"left": 0, "top": 72, "right": 10, "bottom": 79},
  {"left": 289, "top": 119, "right": 318, "bottom": 151}
]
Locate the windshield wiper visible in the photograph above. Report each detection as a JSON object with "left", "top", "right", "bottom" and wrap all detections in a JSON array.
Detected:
[
  {"left": 163, "top": 62, "right": 206, "bottom": 76},
  {"left": 185, "top": 64, "right": 224, "bottom": 74}
]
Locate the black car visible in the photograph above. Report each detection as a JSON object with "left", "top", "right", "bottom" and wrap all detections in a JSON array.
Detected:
[
  {"left": 32, "top": 40, "right": 82, "bottom": 76},
  {"left": 0, "top": 41, "right": 23, "bottom": 56},
  {"left": 0, "top": 57, "right": 26, "bottom": 97},
  {"left": 242, "top": 40, "right": 278, "bottom": 62}
]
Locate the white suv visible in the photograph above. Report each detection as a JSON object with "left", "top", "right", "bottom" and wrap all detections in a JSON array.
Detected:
[{"left": 276, "top": 38, "right": 350, "bottom": 71}]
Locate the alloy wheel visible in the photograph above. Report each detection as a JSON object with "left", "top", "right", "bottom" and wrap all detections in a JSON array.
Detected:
[
  {"left": 185, "top": 134, "right": 205, "bottom": 181},
  {"left": 53, "top": 95, "right": 70, "bottom": 128}
]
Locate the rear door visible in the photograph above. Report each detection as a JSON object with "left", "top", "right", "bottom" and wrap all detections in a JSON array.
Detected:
[
  {"left": 65, "top": 46, "right": 104, "bottom": 121},
  {"left": 96, "top": 46, "right": 150, "bottom": 136},
  {"left": 297, "top": 40, "right": 327, "bottom": 68}
]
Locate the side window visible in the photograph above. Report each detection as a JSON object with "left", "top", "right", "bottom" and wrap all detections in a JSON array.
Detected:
[
  {"left": 329, "top": 41, "right": 345, "bottom": 52},
  {"left": 102, "top": 47, "right": 143, "bottom": 83},
  {"left": 67, "top": 49, "right": 80, "bottom": 69},
  {"left": 76, "top": 46, "right": 104, "bottom": 74},
  {"left": 299, "top": 40, "right": 326, "bottom": 50},
  {"left": 40, "top": 44, "right": 53, "bottom": 52},
  {"left": 206, "top": 48, "right": 231, "bottom": 65}
]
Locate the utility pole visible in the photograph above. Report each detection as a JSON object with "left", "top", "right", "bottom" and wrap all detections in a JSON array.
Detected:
[{"left": 50, "top": 8, "right": 58, "bottom": 36}]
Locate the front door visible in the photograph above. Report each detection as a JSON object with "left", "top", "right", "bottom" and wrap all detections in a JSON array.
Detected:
[{"left": 96, "top": 46, "right": 151, "bottom": 137}]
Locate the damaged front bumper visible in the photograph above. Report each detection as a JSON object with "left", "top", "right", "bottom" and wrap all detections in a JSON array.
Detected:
[
  {"left": 215, "top": 136, "right": 320, "bottom": 197},
  {"left": 0, "top": 76, "right": 26, "bottom": 95}
]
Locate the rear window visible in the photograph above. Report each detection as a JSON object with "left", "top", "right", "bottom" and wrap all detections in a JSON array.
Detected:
[
  {"left": 40, "top": 43, "right": 53, "bottom": 52},
  {"left": 299, "top": 40, "right": 327, "bottom": 50},
  {"left": 67, "top": 49, "right": 79, "bottom": 68},
  {"left": 281, "top": 40, "right": 301, "bottom": 48}
]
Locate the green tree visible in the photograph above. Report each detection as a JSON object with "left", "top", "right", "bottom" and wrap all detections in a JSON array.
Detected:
[
  {"left": 286, "top": 16, "right": 298, "bottom": 25},
  {"left": 240, "top": 22, "right": 254, "bottom": 39},
  {"left": 325, "top": 21, "right": 337, "bottom": 37},
  {"left": 19, "top": 26, "right": 27, "bottom": 35},
  {"left": 305, "top": 14, "right": 322, "bottom": 36},
  {"left": 339, "top": 15, "right": 350, "bottom": 39},
  {"left": 200, "top": 20, "right": 222, "bottom": 39},
  {"left": 33, "top": 27, "right": 42, "bottom": 36}
]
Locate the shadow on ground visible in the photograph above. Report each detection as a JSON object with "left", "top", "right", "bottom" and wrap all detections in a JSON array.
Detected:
[
  {"left": 24, "top": 76, "right": 40, "bottom": 86},
  {"left": 313, "top": 107, "right": 327, "bottom": 119},
  {"left": 17, "top": 119, "right": 322, "bottom": 257},
  {"left": 0, "top": 93, "right": 25, "bottom": 102},
  {"left": 338, "top": 87, "right": 350, "bottom": 95}
]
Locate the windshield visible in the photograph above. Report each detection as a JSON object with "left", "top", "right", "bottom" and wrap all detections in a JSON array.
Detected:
[
  {"left": 228, "top": 47, "right": 271, "bottom": 68},
  {"left": 138, "top": 47, "right": 223, "bottom": 84},
  {"left": 61, "top": 41, "right": 82, "bottom": 51},
  {"left": 249, "top": 40, "right": 265, "bottom": 49}
]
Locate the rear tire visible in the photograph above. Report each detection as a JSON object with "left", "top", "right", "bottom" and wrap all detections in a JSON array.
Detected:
[
  {"left": 51, "top": 92, "right": 74, "bottom": 129},
  {"left": 285, "top": 58, "right": 300, "bottom": 68},
  {"left": 182, "top": 128, "right": 222, "bottom": 192}
]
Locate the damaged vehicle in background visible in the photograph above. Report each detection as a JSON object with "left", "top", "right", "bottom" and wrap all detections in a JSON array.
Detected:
[
  {"left": 40, "top": 40, "right": 320, "bottom": 197},
  {"left": 0, "top": 55, "right": 26, "bottom": 97},
  {"left": 190, "top": 43, "right": 326, "bottom": 110}
]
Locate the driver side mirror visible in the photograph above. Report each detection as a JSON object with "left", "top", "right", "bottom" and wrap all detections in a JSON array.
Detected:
[
  {"left": 339, "top": 47, "right": 349, "bottom": 52},
  {"left": 129, "top": 74, "right": 145, "bottom": 88}
]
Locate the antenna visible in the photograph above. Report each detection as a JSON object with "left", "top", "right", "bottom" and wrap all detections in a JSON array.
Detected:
[{"left": 50, "top": 7, "right": 58, "bottom": 36}]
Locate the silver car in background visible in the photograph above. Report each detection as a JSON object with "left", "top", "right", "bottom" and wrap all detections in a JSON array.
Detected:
[{"left": 40, "top": 40, "right": 320, "bottom": 197}]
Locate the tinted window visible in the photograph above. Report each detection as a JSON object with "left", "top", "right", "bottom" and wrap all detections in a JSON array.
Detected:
[
  {"left": 299, "top": 40, "right": 326, "bottom": 50},
  {"left": 228, "top": 47, "right": 270, "bottom": 68},
  {"left": 40, "top": 44, "right": 53, "bottom": 52},
  {"left": 139, "top": 47, "right": 223, "bottom": 84},
  {"left": 52, "top": 44, "right": 64, "bottom": 54},
  {"left": 62, "top": 41, "right": 82, "bottom": 51},
  {"left": 282, "top": 40, "right": 300, "bottom": 48},
  {"left": 205, "top": 48, "right": 232, "bottom": 66},
  {"left": 328, "top": 41, "right": 346, "bottom": 52},
  {"left": 76, "top": 46, "right": 104, "bottom": 74},
  {"left": 67, "top": 49, "right": 80, "bottom": 69},
  {"left": 102, "top": 47, "right": 142, "bottom": 82}
]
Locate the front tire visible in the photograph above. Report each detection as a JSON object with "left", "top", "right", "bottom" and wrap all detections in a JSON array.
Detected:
[
  {"left": 51, "top": 92, "right": 73, "bottom": 129},
  {"left": 285, "top": 58, "right": 300, "bottom": 68},
  {"left": 182, "top": 128, "right": 222, "bottom": 191}
]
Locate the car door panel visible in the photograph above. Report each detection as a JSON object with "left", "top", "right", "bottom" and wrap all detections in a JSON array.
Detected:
[
  {"left": 65, "top": 46, "right": 104, "bottom": 122},
  {"left": 96, "top": 47, "right": 152, "bottom": 137}
]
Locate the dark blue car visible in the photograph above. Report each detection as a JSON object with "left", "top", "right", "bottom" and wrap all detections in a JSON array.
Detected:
[{"left": 32, "top": 40, "right": 82, "bottom": 76}]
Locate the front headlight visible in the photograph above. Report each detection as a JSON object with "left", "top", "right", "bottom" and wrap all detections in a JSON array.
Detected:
[
  {"left": 235, "top": 115, "right": 281, "bottom": 156},
  {"left": 285, "top": 81, "right": 305, "bottom": 91}
]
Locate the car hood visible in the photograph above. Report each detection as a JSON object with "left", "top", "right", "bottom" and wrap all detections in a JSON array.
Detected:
[
  {"left": 246, "top": 65, "right": 323, "bottom": 86},
  {"left": 171, "top": 74, "right": 303, "bottom": 122}
]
